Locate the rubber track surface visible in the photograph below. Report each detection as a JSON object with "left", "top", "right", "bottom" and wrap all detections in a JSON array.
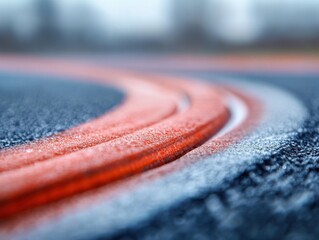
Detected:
[
  {"left": 0, "top": 56, "right": 229, "bottom": 219},
  {"left": 110, "top": 58, "right": 319, "bottom": 240},
  {"left": 1, "top": 54, "right": 319, "bottom": 240}
]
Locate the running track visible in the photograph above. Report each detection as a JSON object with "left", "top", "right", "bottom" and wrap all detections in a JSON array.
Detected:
[{"left": 0, "top": 54, "right": 318, "bottom": 239}]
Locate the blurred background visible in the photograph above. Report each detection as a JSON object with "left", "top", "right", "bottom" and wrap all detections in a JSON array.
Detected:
[{"left": 0, "top": 0, "right": 318, "bottom": 52}]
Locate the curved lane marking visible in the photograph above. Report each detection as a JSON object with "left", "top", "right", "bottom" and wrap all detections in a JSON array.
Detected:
[
  {"left": 9, "top": 65, "right": 308, "bottom": 240},
  {"left": 0, "top": 83, "right": 257, "bottom": 238},
  {"left": 0, "top": 56, "right": 308, "bottom": 240},
  {"left": 0, "top": 58, "right": 183, "bottom": 172},
  {"left": 0, "top": 57, "right": 229, "bottom": 219}
]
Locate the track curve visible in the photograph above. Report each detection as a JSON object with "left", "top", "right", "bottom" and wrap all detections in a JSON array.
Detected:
[{"left": 0, "top": 54, "right": 315, "bottom": 240}]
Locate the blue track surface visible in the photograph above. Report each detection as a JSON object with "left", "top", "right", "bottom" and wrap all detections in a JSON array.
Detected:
[
  {"left": 0, "top": 72, "right": 123, "bottom": 149},
  {"left": 111, "top": 72, "right": 319, "bottom": 240}
]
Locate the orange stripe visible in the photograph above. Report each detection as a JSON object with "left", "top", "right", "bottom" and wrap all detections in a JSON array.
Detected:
[
  {"left": 0, "top": 57, "right": 229, "bottom": 219},
  {"left": 0, "top": 86, "right": 258, "bottom": 234},
  {"left": 0, "top": 57, "right": 182, "bottom": 171}
]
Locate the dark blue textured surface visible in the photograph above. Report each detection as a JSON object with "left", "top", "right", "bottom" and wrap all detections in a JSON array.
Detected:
[
  {"left": 110, "top": 72, "right": 319, "bottom": 240},
  {"left": 0, "top": 72, "right": 123, "bottom": 149}
]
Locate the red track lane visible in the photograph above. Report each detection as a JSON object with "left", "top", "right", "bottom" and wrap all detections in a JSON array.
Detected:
[
  {"left": 0, "top": 87, "right": 258, "bottom": 235},
  {"left": 0, "top": 58, "right": 229, "bottom": 219},
  {"left": 153, "top": 88, "right": 261, "bottom": 172},
  {"left": 0, "top": 58, "right": 183, "bottom": 172}
]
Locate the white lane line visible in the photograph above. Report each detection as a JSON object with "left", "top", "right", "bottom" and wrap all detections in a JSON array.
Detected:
[{"left": 214, "top": 91, "right": 248, "bottom": 138}]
